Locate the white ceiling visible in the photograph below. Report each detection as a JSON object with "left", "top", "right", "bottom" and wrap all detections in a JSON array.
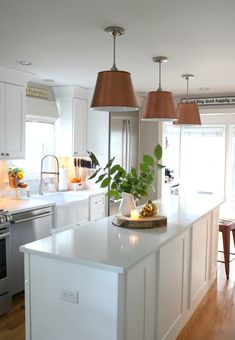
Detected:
[{"left": 0, "top": 0, "right": 235, "bottom": 96}]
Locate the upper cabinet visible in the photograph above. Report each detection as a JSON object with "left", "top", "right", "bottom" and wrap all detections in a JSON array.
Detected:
[
  {"left": 53, "top": 86, "right": 88, "bottom": 157},
  {"left": 0, "top": 82, "right": 25, "bottom": 159}
]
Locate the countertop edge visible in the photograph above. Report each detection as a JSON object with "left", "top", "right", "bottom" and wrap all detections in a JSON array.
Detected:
[{"left": 19, "top": 246, "right": 124, "bottom": 274}]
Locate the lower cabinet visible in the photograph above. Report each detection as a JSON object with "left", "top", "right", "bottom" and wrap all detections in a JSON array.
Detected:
[
  {"left": 189, "top": 213, "right": 211, "bottom": 309},
  {"left": 210, "top": 207, "right": 220, "bottom": 280},
  {"left": 125, "top": 254, "right": 156, "bottom": 340},
  {"left": 89, "top": 194, "right": 106, "bottom": 222},
  {"left": 123, "top": 209, "right": 219, "bottom": 340},
  {"left": 157, "top": 230, "right": 190, "bottom": 340}
]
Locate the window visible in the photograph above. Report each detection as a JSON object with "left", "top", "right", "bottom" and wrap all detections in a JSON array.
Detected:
[
  {"left": 11, "top": 121, "right": 55, "bottom": 178},
  {"left": 180, "top": 126, "right": 225, "bottom": 196},
  {"left": 163, "top": 124, "right": 225, "bottom": 197},
  {"left": 230, "top": 126, "right": 235, "bottom": 197}
]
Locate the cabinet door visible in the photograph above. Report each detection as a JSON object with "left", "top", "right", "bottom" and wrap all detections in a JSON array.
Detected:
[
  {"left": 73, "top": 97, "right": 87, "bottom": 156},
  {"left": 157, "top": 229, "right": 189, "bottom": 340},
  {"left": 209, "top": 208, "right": 219, "bottom": 280},
  {"left": 0, "top": 83, "right": 5, "bottom": 157},
  {"left": 189, "top": 213, "right": 211, "bottom": 309},
  {"left": 5, "top": 84, "right": 25, "bottom": 158},
  {"left": 126, "top": 254, "right": 156, "bottom": 340}
]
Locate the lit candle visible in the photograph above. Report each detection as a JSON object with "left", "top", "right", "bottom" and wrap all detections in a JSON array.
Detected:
[{"left": 131, "top": 209, "right": 139, "bottom": 220}]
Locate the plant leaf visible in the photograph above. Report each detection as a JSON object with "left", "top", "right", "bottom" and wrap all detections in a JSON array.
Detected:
[
  {"left": 140, "top": 163, "right": 149, "bottom": 172},
  {"left": 110, "top": 164, "right": 120, "bottom": 175},
  {"left": 88, "top": 151, "right": 100, "bottom": 166},
  {"left": 143, "top": 154, "right": 154, "bottom": 166},
  {"left": 111, "top": 182, "right": 118, "bottom": 190},
  {"left": 104, "top": 156, "right": 115, "bottom": 170},
  {"left": 107, "top": 189, "right": 120, "bottom": 200},
  {"left": 101, "top": 177, "right": 111, "bottom": 188},
  {"left": 131, "top": 167, "right": 137, "bottom": 177},
  {"left": 157, "top": 164, "right": 165, "bottom": 169},
  {"left": 154, "top": 144, "right": 162, "bottom": 160},
  {"left": 95, "top": 173, "right": 106, "bottom": 183},
  {"left": 88, "top": 169, "right": 100, "bottom": 180}
]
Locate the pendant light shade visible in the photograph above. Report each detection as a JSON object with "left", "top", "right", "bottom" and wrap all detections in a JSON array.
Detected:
[
  {"left": 91, "top": 26, "right": 138, "bottom": 112},
  {"left": 90, "top": 70, "right": 137, "bottom": 112},
  {"left": 143, "top": 91, "right": 176, "bottom": 120},
  {"left": 142, "top": 56, "right": 176, "bottom": 121},
  {"left": 174, "top": 74, "right": 201, "bottom": 125}
]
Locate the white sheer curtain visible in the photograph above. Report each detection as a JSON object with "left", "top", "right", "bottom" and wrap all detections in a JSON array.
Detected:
[
  {"left": 180, "top": 126, "right": 225, "bottom": 196},
  {"left": 163, "top": 124, "right": 225, "bottom": 196}
]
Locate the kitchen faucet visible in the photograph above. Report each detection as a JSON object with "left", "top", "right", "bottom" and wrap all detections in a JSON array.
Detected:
[{"left": 39, "top": 155, "right": 59, "bottom": 195}]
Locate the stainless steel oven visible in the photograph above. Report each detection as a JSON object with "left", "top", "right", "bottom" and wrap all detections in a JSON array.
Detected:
[{"left": 0, "top": 211, "right": 12, "bottom": 316}]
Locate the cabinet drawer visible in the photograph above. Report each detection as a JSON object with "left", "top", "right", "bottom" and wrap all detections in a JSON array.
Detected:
[
  {"left": 90, "top": 195, "right": 105, "bottom": 206},
  {"left": 90, "top": 195, "right": 105, "bottom": 222}
]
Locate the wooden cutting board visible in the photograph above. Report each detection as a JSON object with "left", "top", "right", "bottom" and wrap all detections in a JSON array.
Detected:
[{"left": 112, "top": 214, "right": 167, "bottom": 229}]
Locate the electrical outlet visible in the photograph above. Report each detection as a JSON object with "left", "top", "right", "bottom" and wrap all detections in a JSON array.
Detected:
[{"left": 60, "top": 289, "right": 79, "bottom": 304}]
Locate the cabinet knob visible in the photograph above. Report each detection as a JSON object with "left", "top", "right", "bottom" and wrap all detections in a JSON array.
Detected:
[
  {"left": 74, "top": 151, "right": 78, "bottom": 155},
  {"left": 1, "top": 152, "right": 5, "bottom": 156},
  {"left": 5, "top": 153, "right": 9, "bottom": 156}
]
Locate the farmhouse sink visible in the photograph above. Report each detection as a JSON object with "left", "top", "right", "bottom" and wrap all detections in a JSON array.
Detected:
[{"left": 33, "top": 192, "right": 89, "bottom": 230}]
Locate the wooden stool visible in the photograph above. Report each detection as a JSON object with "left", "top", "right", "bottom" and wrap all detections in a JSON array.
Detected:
[{"left": 218, "top": 219, "right": 235, "bottom": 279}]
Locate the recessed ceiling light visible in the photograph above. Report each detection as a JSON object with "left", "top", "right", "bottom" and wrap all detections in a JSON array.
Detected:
[
  {"left": 17, "top": 60, "right": 32, "bottom": 66},
  {"left": 43, "top": 79, "right": 55, "bottom": 83},
  {"left": 199, "top": 87, "right": 210, "bottom": 91}
]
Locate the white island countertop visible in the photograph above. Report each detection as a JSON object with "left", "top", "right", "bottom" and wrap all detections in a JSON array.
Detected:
[{"left": 20, "top": 195, "right": 223, "bottom": 273}]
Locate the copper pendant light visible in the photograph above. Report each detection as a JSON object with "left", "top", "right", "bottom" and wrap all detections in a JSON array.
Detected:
[
  {"left": 90, "top": 26, "right": 138, "bottom": 112},
  {"left": 174, "top": 74, "right": 201, "bottom": 125},
  {"left": 142, "top": 56, "right": 176, "bottom": 121}
]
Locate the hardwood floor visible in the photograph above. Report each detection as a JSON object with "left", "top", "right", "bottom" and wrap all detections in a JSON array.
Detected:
[
  {"left": 0, "top": 293, "right": 25, "bottom": 340},
  {"left": 177, "top": 262, "right": 235, "bottom": 340},
  {"left": 1, "top": 261, "right": 235, "bottom": 340}
]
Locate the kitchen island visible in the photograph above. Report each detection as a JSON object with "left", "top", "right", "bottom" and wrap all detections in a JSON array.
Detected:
[{"left": 20, "top": 195, "right": 223, "bottom": 340}]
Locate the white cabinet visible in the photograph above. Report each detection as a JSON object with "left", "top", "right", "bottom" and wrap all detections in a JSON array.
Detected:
[
  {"left": 125, "top": 254, "right": 156, "bottom": 340},
  {"left": 0, "top": 82, "right": 25, "bottom": 159},
  {"left": 89, "top": 194, "right": 106, "bottom": 221},
  {"left": 157, "top": 229, "right": 190, "bottom": 340},
  {"left": 209, "top": 207, "right": 219, "bottom": 280},
  {"left": 54, "top": 86, "right": 88, "bottom": 157},
  {"left": 189, "top": 213, "right": 211, "bottom": 309}
]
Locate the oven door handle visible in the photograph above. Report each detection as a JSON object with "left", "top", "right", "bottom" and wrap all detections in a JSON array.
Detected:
[
  {"left": 12, "top": 212, "right": 53, "bottom": 224},
  {"left": 0, "top": 232, "right": 9, "bottom": 239}
]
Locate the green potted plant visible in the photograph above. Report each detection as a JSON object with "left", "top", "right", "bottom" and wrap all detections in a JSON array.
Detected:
[{"left": 88, "top": 144, "right": 164, "bottom": 216}]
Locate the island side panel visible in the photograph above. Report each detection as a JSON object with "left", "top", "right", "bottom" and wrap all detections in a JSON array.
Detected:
[
  {"left": 125, "top": 253, "right": 156, "bottom": 340},
  {"left": 156, "top": 229, "right": 190, "bottom": 340},
  {"left": 28, "top": 254, "right": 119, "bottom": 340}
]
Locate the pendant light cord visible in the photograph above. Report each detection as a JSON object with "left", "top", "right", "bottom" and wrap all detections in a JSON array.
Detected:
[
  {"left": 111, "top": 33, "right": 117, "bottom": 71},
  {"left": 158, "top": 61, "right": 162, "bottom": 91},
  {"left": 186, "top": 76, "right": 189, "bottom": 102}
]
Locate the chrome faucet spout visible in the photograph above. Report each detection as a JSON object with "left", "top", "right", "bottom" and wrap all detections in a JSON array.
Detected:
[{"left": 39, "top": 155, "right": 60, "bottom": 195}]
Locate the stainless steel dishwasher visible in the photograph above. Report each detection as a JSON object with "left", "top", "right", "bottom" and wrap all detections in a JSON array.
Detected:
[{"left": 10, "top": 206, "right": 53, "bottom": 295}]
